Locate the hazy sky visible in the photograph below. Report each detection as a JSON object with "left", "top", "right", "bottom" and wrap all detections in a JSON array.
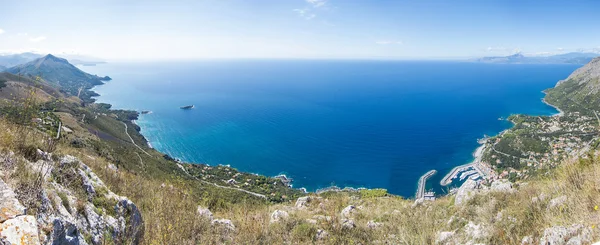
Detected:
[{"left": 1, "top": 0, "right": 600, "bottom": 60}]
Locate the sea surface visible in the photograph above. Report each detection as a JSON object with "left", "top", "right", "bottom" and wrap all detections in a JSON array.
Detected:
[{"left": 82, "top": 60, "right": 580, "bottom": 197}]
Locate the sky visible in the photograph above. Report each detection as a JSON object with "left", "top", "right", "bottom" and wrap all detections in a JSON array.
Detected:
[{"left": 1, "top": 0, "right": 600, "bottom": 60}]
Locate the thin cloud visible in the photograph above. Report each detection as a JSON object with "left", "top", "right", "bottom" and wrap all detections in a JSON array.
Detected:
[
  {"left": 29, "top": 36, "right": 46, "bottom": 42},
  {"left": 0, "top": 29, "right": 5, "bottom": 35},
  {"left": 293, "top": 8, "right": 316, "bottom": 20},
  {"left": 294, "top": 0, "right": 331, "bottom": 20},
  {"left": 306, "top": 0, "right": 327, "bottom": 8}
]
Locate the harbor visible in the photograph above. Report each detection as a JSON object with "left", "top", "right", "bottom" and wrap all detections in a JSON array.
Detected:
[{"left": 440, "top": 143, "right": 492, "bottom": 186}]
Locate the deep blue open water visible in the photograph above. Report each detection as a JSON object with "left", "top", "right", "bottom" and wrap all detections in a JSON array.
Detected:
[{"left": 83, "top": 60, "right": 579, "bottom": 197}]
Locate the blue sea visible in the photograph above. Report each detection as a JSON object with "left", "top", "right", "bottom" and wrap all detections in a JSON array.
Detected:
[{"left": 82, "top": 60, "right": 579, "bottom": 197}]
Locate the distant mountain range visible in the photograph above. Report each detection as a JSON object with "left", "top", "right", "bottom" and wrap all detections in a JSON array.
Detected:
[
  {"left": 0, "top": 52, "right": 42, "bottom": 70},
  {"left": 5, "top": 54, "right": 110, "bottom": 103},
  {"left": 476, "top": 52, "right": 599, "bottom": 64},
  {"left": 0, "top": 52, "right": 106, "bottom": 72}
]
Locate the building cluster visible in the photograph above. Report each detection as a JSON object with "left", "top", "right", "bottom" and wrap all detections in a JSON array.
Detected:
[{"left": 485, "top": 112, "right": 599, "bottom": 179}]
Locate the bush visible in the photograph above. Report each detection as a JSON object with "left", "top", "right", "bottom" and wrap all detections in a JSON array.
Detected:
[
  {"left": 291, "top": 223, "right": 317, "bottom": 242},
  {"left": 58, "top": 192, "right": 71, "bottom": 212},
  {"left": 359, "top": 188, "right": 389, "bottom": 198}
]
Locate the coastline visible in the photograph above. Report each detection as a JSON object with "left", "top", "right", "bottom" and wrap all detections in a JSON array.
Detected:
[{"left": 541, "top": 90, "right": 564, "bottom": 117}]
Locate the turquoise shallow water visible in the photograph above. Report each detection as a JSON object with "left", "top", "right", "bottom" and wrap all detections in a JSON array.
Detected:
[{"left": 83, "top": 60, "right": 579, "bottom": 197}]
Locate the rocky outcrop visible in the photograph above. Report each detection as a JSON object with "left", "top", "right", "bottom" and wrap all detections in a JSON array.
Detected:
[
  {"left": 212, "top": 219, "right": 235, "bottom": 232},
  {"left": 0, "top": 152, "right": 144, "bottom": 245},
  {"left": 0, "top": 179, "right": 40, "bottom": 245},
  {"left": 197, "top": 206, "right": 213, "bottom": 220},
  {"left": 340, "top": 205, "right": 356, "bottom": 218},
  {"left": 269, "top": 210, "right": 289, "bottom": 223},
  {"left": 539, "top": 224, "right": 592, "bottom": 245},
  {"left": 455, "top": 179, "right": 479, "bottom": 205},
  {"left": 0, "top": 215, "right": 40, "bottom": 245},
  {"left": 295, "top": 196, "right": 311, "bottom": 209}
]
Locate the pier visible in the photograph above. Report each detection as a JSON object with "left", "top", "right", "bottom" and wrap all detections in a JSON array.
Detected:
[
  {"left": 440, "top": 162, "right": 489, "bottom": 186},
  {"left": 440, "top": 163, "right": 476, "bottom": 186},
  {"left": 415, "top": 170, "right": 437, "bottom": 199}
]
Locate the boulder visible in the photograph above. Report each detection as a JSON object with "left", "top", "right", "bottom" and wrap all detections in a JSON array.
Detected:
[
  {"left": 295, "top": 196, "right": 311, "bottom": 209},
  {"left": 455, "top": 179, "right": 478, "bottom": 205},
  {"left": 50, "top": 218, "right": 88, "bottom": 245},
  {"left": 0, "top": 215, "right": 40, "bottom": 245},
  {"left": 116, "top": 198, "right": 144, "bottom": 244},
  {"left": 547, "top": 195, "right": 568, "bottom": 210},
  {"left": 465, "top": 221, "right": 488, "bottom": 240},
  {"left": 212, "top": 219, "right": 236, "bottom": 232},
  {"left": 316, "top": 229, "right": 329, "bottom": 240},
  {"left": 269, "top": 210, "right": 289, "bottom": 223},
  {"left": 490, "top": 179, "right": 513, "bottom": 192},
  {"left": 520, "top": 235, "right": 533, "bottom": 245},
  {"left": 197, "top": 206, "right": 213, "bottom": 221},
  {"left": 0, "top": 179, "right": 26, "bottom": 222},
  {"left": 341, "top": 219, "right": 355, "bottom": 229},
  {"left": 436, "top": 231, "right": 454, "bottom": 244},
  {"left": 366, "top": 220, "right": 383, "bottom": 229},
  {"left": 340, "top": 205, "right": 356, "bottom": 218}
]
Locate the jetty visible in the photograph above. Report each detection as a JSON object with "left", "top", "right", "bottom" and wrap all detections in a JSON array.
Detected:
[
  {"left": 440, "top": 163, "right": 475, "bottom": 186},
  {"left": 415, "top": 170, "right": 437, "bottom": 199}
]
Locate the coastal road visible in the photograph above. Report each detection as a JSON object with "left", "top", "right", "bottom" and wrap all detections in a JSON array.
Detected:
[
  {"left": 176, "top": 164, "right": 267, "bottom": 199},
  {"left": 122, "top": 122, "right": 152, "bottom": 157},
  {"left": 122, "top": 122, "right": 268, "bottom": 199}
]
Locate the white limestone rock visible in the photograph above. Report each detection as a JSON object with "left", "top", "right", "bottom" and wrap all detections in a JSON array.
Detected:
[
  {"left": 270, "top": 210, "right": 289, "bottom": 223},
  {"left": 341, "top": 219, "right": 355, "bottom": 229},
  {"left": 366, "top": 220, "right": 383, "bottom": 229},
  {"left": 547, "top": 195, "right": 568, "bottom": 210},
  {"left": 0, "top": 179, "right": 25, "bottom": 222},
  {"left": 197, "top": 206, "right": 214, "bottom": 220},
  {"left": 0, "top": 215, "right": 40, "bottom": 245},
  {"left": 490, "top": 179, "right": 513, "bottom": 192},
  {"left": 465, "top": 221, "right": 488, "bottom": 240},
  {"left": 436, "top": 231, "right": 454, "bottom": 244},
  {"left": 539, "top": 224, "right": 591, "bottom": 245},
  {"left": 316, "top": 229, "right": 329, "bottom": 240},
  {"left": 212, "top": 219, "right": 236, "bottom": 232},
  {"left": 295, "top": 196, "right": 311, "bottom": 209},
  {"left": 455, "top": 179, "right": 478, "bottom": 205},
  {"left": 341, "top": 205, "right": 356, "bottom": 218}
]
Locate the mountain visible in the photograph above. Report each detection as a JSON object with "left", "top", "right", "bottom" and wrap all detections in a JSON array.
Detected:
[
  {"left": 476, "top": 52, "right": 599, "bottom": 64},
  {"left": 6, "top": 54, "right": 110, "bottom": 103},
  {"left": 0, "top": 52, "right": 42, "bottom": 68},
  {"left": 545, "top": 57, "right": 600, "bottom": 114}
]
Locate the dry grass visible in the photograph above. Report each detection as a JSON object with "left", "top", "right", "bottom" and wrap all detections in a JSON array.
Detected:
[{"left": 0, "top": 115, "right": 600, "bottom": 244}]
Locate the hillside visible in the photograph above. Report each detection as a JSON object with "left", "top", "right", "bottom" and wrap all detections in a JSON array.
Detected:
[
  {"left": 0, "top": 56, "right": 600, "bottom": 244},
  {"left": 476, "top": 52, "right": 599, "bottom": 64},
  {"left": 6, "top": 54, "right": 111, "bottom": 104},
  {"left": 545, "top": 57, "right": 600, "bottom": 115}
]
